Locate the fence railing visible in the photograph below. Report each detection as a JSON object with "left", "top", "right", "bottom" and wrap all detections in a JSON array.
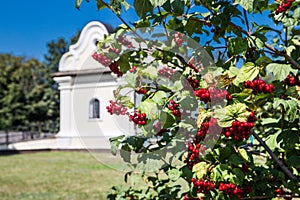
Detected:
[{"left": 0, "top": 129, "right": 56, "bottom": 145}]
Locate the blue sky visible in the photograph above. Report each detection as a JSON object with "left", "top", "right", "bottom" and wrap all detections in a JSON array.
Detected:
[
  {"left": 0, "top": 1, "right": 276, "bottom": 62},
  {"left": 0, "top": 0, "right": 137, "bottom": 60}
]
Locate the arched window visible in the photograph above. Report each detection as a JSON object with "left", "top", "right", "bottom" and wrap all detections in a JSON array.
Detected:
[{"left": 89, "top": 98, "right": 100, "bottom": 119}]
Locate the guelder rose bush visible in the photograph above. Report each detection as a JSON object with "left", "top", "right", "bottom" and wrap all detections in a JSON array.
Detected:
[{"left": 77, "top": 0, "right": 300, "bottom": 199}]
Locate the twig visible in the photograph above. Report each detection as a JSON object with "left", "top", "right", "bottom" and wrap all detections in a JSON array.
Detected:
[
  {"left": 157, "top": 6, "right": 170, "bottom": 40},
  {"left": 264, "top": 43, "right": 300, "bottom": 70},
  {"left": 243, "top": 9, "right": 252, "bottom": 36},
  {"left": 229, "top": 22, "right": 300, "bottom": 70},
  {"left": 251, "top": 130, "right": 299, "bottom": 181}
]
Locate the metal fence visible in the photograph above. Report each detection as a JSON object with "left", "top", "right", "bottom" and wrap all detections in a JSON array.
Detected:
[{"left": 0, "top": 128, "right": 56, "bottom": 145}]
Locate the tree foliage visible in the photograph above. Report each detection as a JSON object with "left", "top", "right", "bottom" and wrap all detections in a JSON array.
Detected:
[
  {"left": 77, "top": 0, "right": 300, "bottom": 199},
  {"left": 0, "top": 32, "right": 79, "bottom": 132}
]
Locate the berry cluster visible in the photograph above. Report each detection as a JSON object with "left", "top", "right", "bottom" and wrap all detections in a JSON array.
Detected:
[
  {"left": 245, "top": 47, "right": 256, "bottom": 59},
  {"left": 129, "top": 66, "right": 137, "bottom": 73},
  {"left": 92, "top": 53, "right": 123, "bottom": 77},
  {"left": 174, "top": 32, "right": 184, "bottom": 47},
  {"left": 188, "top": 63, "right": 200, "bottom": 73},
  {"left": 244, "top": 79, "right": 275, "bottom": 94},
  {"left": 108, "top": 47, "right": 120, "bottom": 54},
  {"left": 136, "top": 87, "right": 148, "bottom": 94},
  {"left": 284, "top": 74, "right": 300, "bottom": 86},
  {"left": 117, "top": 36, "right": 133, "bottom": 48},
  {"left": 191, "top": 178, "right": 215, "bottom": 194},
  {"left": 183, "top": 195, "right": 201, "bottom": 200},
  {"left": 218, "top": 183, "right": 251, "bottom": 198},
  {"left": 168, "top": 100, "right": 181, "bottom": 117},
  {"left": 195, "top": 118, "right": 219, "bottom": 143},
  {"left": 129, "top": 111, "right": 148, "bottom": 125},
  {"left": 108, "top": 62, "right": 123, "bottom": 77},
  {"left": 187, "top": 77, "right": 200, "bottom": 90},
  {"left": 92, "top": 52, "right": 111, "bottom": 66},
  {"left": 154, "top": 121, "right": 162, "bottom": 133},
  {"left": 106, "top": 100, "right": 127, "bottom": 115},
  {"left": 185, "top": 118, "right": 219, "bottom": 168},
  {"left": 221, "top": 112, "right": 256, "bottom": 141},
  {"left": 154, "top": 121, "right": 168, "bottom": 136},
  {"left": 276, "top": 0, "right": 295, "bottom": 14},
  {"left": 158, "top": 67, "right": 175, "bottom": 79},
  {"left": 185, "top": 143, "right": 206, "bottom": 169},
  {"left": 194, "top": 88, "right": 232, "bottom": 103}
]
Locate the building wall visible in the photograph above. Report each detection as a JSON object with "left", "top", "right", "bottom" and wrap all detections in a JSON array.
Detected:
[{"left": 53, "top": 21, "right": 133, "bottom": 149}]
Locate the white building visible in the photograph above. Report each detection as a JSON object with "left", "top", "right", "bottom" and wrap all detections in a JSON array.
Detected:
[
  {"left": 52, "top": 21, "right": 134, "bottom": 150},
  {"left": 4, "top": 21, "right": 134, "bottom": 151}
]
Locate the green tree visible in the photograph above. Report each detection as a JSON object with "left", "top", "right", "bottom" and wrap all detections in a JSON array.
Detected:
[
  {"left": 0, "top": 54, "right": 51, "bottom": 131},
  {"left": 76, "top": 1, "right": 300, "bottom": 199}
]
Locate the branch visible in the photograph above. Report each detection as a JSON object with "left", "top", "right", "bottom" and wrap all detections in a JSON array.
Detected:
[
  {"left": 229, "top": 22, "right": 300, "bottom": 70},
  {"left": 157, "top": 6, "right": 170, "bottom": 40},
  {"left": 243, "top": 9, "right": 251, "bottom": 35},
  {"left": 252, "top": 130, "right": 299, "bottom": 181},
  {"left": 264, "top": 43, "right": 300, "bottom": 70}
]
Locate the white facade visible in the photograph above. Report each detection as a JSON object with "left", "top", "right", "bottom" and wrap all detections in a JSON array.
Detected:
[{"left": 53, "top": 21, "right": 131, "bottom": 149}]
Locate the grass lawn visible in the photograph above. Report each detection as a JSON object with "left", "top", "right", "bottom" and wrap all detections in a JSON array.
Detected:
[{"left": 0, "top": 151, "right": 125, "bottom": 200}]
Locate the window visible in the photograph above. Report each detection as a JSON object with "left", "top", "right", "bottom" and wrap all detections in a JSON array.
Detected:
[{"left": 89, "top": 98, "right": 100, "bottom": 119}]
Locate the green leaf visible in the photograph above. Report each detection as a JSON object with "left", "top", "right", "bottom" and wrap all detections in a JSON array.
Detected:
[
  {"left": 266, "top": 129, "right": 281, "bottom": 151},
  {"left": 117, "top": 53, "right": 131, "bottom": 73},
  {"left": 228, "top": 37, "right": 248, "bottom": 55},
  {"left": 121, "top": 0, "right": 130, "bottom": 10},
  {"left": 125, "top": 73, "right": 137, "bottom": 88},
  {"left": 231, "top": 168, "right": 245, "bottom": 185},
  {"left": 231, "top": 89, "right": 252, "bottom": 103},
  {"left": 228, "top": 66, "right": 240, "bottom": 78},
  {"left": 109, "top": 135, "right": 125, "bottom": 155},
  {"left": 178, "top": 122, "right": 194, "bottom": 131},
  {"left": 96, "top": 0, "right": 107, "bottom": 10},
  {"left": 171, "top": 0, "right": 185, "bottom": 15},
  {"left": 139, "top": 99, "right": 158, "bottom": 119},
  {"left": 119, "top": 96, "right": 134, "bottom": 109},
  {"left": 229, "top": 154, "right": 244, "bottom": 166},
  {"left": 197, "top": 109, "right": 210, "bottom": 128},
  {"left": 142, "top": 66, "right": 158, "bottom": 80},
  {"left": 240, "top": 62, "right": 259, "bottom": 81},
  {"left": 250, "top": 33, "right": 267, "bottom": 49},
  {"left": 134, "top": 0, "right": 153, "bottom": 19},
  {"left": 75, "top": 0, "right": 83, "bottom": 9},
  {"left": 215, "top": 103, "right": 251, "bottom": 127},
  {"left": 234, "top": 0, "right": 254, "bottom": 12},
  {"left": 173, "top": 80, "right": 183, "bottom": 91},
  {"left": 193, "top": 162, "right": 209, "bottom": 180},
  {"left": 152, "top": 91, "right": 167, "bottom": 105},
  {"left": 168, "top": 168, "right": 181, "bottom": 181},
  {"left": 149, "top": 0, "right": 168, "bottom": 7},
  {"left": 273, "top": 98, "right": 300, "bottom": 122},
  {"left": 287, "top": 156, "right": 300, "bottom": 168},
  {"left": 238, "top": 148, "right": 250, "bottom": 163},
  {"left": 110, "top": 0, "right": 122, "bottom": 15},
  {"left": 294, "top": 7, "right": 300, "bottom": 19},
  {"left": 160, "top": 111, "right": 175, "bottom": 129},
  {"left": 261, "top": 117, "right": 280, "bottom": 125},
  {"left": 266, "top": 63, "right": 296, "bottom": 81},
  {"left": 185, "top": 18, "right": 203, "bottom": 36}
]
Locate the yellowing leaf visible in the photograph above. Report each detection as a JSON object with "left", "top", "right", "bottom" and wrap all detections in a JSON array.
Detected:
[
  {"left": 238, "top": 148, "right": 250, "bottom": 163},
  {"left": 192, "top": 162, "right": 209, "bottom": 180}
]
